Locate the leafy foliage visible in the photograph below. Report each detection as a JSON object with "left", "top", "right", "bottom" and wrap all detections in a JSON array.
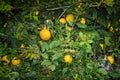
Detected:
[{"left": 0, "top": 0, "right": 120, "bottom": 80}]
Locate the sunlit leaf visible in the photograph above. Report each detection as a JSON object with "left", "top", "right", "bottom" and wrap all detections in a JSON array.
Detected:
[
  {"left": 41, "top": 53, "right": 48, "bottom": 59},
  {"left": 49, "top": 65, "right": 56, "bottom": 71}
]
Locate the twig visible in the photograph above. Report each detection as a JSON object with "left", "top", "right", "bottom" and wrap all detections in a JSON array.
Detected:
[
  {"left": 46, "top": 6, "right": 70, "bottom": 11},
  {"left": 57, "top": 7, "right": 69, "bottom": 20}
]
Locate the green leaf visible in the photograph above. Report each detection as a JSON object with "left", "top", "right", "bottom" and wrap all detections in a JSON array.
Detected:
[
  {"left": 49, "top": 65, "right": 56, "bottom": 71},
  {"left": 41, "top": 53, "right": 48, "bottom": 59},
  {"left": 49, "top": 40, "right": 62, "bottom": 49},
  {"left": 77, "top": 23, "right": 87, "bottom": 28},
  {"left": 79, "top": 32, "right": 87, "bottom": 41},
  {"left": 98, "top": 68, "right": 108, "bottom": 75},
  {"left": 86, "top": 63, "right": 93, "bottom": 69},
  {"left": 9, "top": 72, "right": 19, "bottom": 79},
  {"left": 105, "top": 36, "right": 111, "bottom": 46},
  {"left": 44, "top": 19, "right": 54, "bottom": 27},
  {"left": 103, "top": 0, "right": 114, "bottom": 7},
  {"left": 40, "top": 42, "right": 49, "bottom": 52},
  {"left": 0, "top": 1, "right": 13, "bottom": 12},
  {"left": 52, "top": 53, "right": 63, "bottom": 61},
  {"left": 87, "top": 40, "right": 93, "bottom": 43},
  {"left": 41, "top": 60, "right": 51, "bottom": 66},
  {"left": 86, "top": 44, "right": 92, "bottom": 53},
  {"left": 67, "top": 21, "right": 74, "bottom": 26},
  {"left": 26, "top": 71, "right": 36, "bottom": 77},
  {"left": 33, "top": 16, "right": 38, "bottom": 22}
]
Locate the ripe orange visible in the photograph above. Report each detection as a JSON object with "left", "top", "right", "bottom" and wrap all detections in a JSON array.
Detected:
[
  {"left": 11, "top": 57, "right": 21, "bottom": 65},
  {"left": 80, "top": 18, "right": 86, "bottom": 24},
  {"left": 66, "top": 14, "right": 74, "bottom": 23},
  {"left": 107, "top": 56, "right": 114, "bottom": 64},
  {"left": 1, "top": 55, "right": 10, "bottom": 65},
  {"left": 64, "top": 55, "right": 73, "bottom": 63},
  {"left": 39, "top": 26, "right": 51, "bottom": 40},
  {"left": 59, "top": 18, "right": 66, "bottom": 24}
]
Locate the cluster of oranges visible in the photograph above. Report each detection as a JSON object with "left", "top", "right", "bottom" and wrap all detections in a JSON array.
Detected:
[
  {"left": 59, "top": 14, "right": 86, "bottom": 25},
  {"left": 38, "top": 13, "right": 116, "bottom": 64},
  {"left": 1, "top": 55, "right": 21, "bottom": 66},
  {"left": 99, "top": 43, "right": 115, "bottom": 64},
  {"left": 59, "top": 14, "right": 75, "bottom": 25}
]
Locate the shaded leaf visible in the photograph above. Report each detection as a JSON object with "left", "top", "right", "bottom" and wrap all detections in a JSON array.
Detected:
[
  {"left": 52, "top": 53, "right": 63, "bottom": 61},
  {"left": 77, "top": 23, "right": 87, "bottom": 28},
  {"left": 98, "top": 68, "right": 108, "bottom": 75},
  {"left": 41, "top": 60, "right": 51, "bottom": 66},
  {"left": 40, "top": 42, "right": 49, "bottom": 52}
]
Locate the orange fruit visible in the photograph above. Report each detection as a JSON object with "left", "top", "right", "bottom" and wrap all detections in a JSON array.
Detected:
[
  {"left": 20, "top": 43, "right": 25, "bottom": 49},
  {"left": 77, "top": 3, "right": 82, "bottom": 8},
  {"left": 1, "top": 55, "right": 10, "bottom": 65},
  {"left": 80, "top": 18, "right": 86, "bottom": 24},
  {"left": 109, "top": 27, "right": 114, "bottom": 33},
  {"left": 115, "top": 28, "right": 118, "bottom": 32},
  {"left": 59, "top": 18, "right": 66, "bottom": 24},
  {"left": 99, "top": 43, "right": 104, "bottom": 50},
  {"left": 35, "top": 10, "right": 39, "bottom": 16},
  {"left": 39, "top": 26, "right": 51, "bottom": 40},
  {"left": 66, "top": 14, "right": 74, "bottom": 23},
  {"left": 11, "top": 57, "right": 21, "bottom": 65},
  {"left": 64, "top": 55, "right": 73, "bottom": 63},
  {"left": 107, "top": 56, "right": 114, "bottom": 64},
  {"left": 118, "top": 18, "right": 120, "bottom": 22}
]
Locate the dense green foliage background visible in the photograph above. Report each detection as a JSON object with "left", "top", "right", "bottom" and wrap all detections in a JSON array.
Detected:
[{"left": 0, "top": 0, "right": 120, "bottom": 80}]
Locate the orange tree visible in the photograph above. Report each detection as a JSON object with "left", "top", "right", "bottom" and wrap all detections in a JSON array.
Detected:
[{"left": 0, "top": 0, "right": 120, "bottom": 80}]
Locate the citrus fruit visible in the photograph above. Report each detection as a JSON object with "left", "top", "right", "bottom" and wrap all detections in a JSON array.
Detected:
[
  {"left": 20, "top": 43, "right": 25, "bottom": 49},
  {"left": 107, "top": 56, "right": 114, "bottom": 64},
  {"left": 11, "top": 57, "right": 21, "bottom": 65},
  {"left": 77, "top": 3, "right": 82, "bottom": 8},
  {"left": 118, "top": 18, "right": 120, "bottom": 22},
  {"left": 59, "top": 18, "right": 66, "bottom": 24},
  {"left": 66, "top": 26, "right": 73, "bottom": 31},
  {"left": 1, "top": 55, "right": 10, "bottom": 65},
  {"left": 2, "top": 55, "right": 8, "bottom": 61},
  {"left": 66, "top": 14, "right": 74, "bottom": 23},
  {"left": 99, "top": 43, "right": 104, "bottom": 50},
  {"left": 39, "top": 26, "right": 51, "bottom": 40},
  {"left": 35, "top": 10, "right": 39, "bottom": 16},
  {"left": 80, "top": 18, "right": 86, "bottom": 24},
  {"left": 109, "top": 27, "right": 114, "bottom": 33},
  {"left": 115, "top": 28, "right": 118, "bottom": 32},
  {"left": 64, "top": 55, "right": 73, "bottom": 63}
]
